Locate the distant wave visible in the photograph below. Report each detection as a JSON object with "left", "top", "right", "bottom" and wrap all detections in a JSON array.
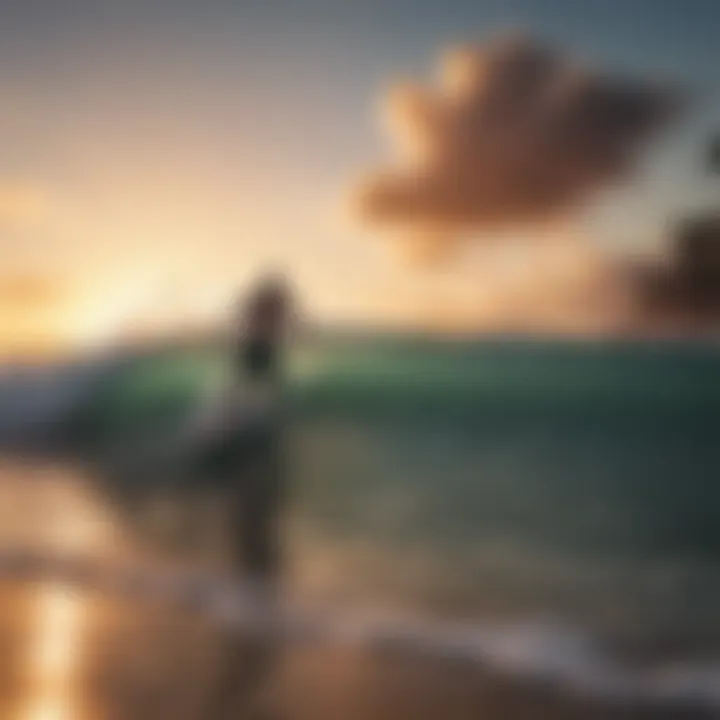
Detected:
[{"left": 3, "top": 335, "right": 720, "bottom": 439}]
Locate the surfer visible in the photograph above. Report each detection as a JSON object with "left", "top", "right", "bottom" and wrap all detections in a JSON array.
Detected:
[
  {"left": 192, "top": 273, "right": 293, "bottom": 584},
  {"left": 230, "top": 274, "right": 293, "bottom": 584},
  {"left": 197, "top": 275, "right": 294, "bottom": 719}
]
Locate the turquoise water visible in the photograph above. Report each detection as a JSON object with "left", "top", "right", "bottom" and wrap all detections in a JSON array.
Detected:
[{"left": 64, "top": 335, "right": 720, "bottom": 660}]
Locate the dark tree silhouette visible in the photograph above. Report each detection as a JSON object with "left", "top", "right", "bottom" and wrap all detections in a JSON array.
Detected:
[{"left": 708, "top": 132, "right": 720, "bottom": 175}]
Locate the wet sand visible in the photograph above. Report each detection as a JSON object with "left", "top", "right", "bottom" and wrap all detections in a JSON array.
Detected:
[{"left": 0, "top": 582, "right": 714, "bottom": 720}]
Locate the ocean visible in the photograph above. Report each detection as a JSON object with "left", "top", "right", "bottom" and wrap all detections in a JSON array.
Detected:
[{"left": 0, "top": 333, "right": 719, "bottom": 717}]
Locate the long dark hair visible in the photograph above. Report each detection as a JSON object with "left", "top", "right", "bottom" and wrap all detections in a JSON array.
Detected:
[{"left": 241, "top": 274, "right": 292, "bottom": 337}]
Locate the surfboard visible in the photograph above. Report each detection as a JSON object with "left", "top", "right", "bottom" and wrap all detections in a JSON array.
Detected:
[{"left": 58, "top": 344, "right": 279, "bottom": 479}]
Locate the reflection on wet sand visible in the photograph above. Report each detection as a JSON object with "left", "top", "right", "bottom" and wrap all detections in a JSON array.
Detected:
[
  {"left": 6, "top": 465, "right": 112, "bottom": 720},
  {"left": 22, "top": 587, "right": 83, "bottom": 720}
]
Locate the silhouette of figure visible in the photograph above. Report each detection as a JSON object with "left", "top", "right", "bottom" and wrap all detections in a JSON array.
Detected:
[
  {"left": 230, "top": 274, "right": 293, "bottom": 584},
  {"left": 202, "top": 275, "right": 294, "bottom": 719}
]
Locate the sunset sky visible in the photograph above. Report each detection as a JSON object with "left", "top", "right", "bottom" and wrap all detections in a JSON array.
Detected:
[{"left": 1, "top": 0, "right": 719, "bottom": 351}]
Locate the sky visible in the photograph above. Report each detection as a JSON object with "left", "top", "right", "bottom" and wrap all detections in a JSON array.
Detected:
[{"left": 0, "top": 0, "right": 718, "bottom": 350}]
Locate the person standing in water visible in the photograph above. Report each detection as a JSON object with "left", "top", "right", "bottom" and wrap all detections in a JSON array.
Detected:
[
  {"left": 202, "top": 275, "right": 294, "bottom": 720},
  {"left": 231, "top": 274, "right": 293, "bottom": 584}
]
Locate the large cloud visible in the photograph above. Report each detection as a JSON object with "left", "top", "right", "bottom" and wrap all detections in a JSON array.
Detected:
[{"left": 355, "top": 35, "right": 679, "bottom": 239}]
